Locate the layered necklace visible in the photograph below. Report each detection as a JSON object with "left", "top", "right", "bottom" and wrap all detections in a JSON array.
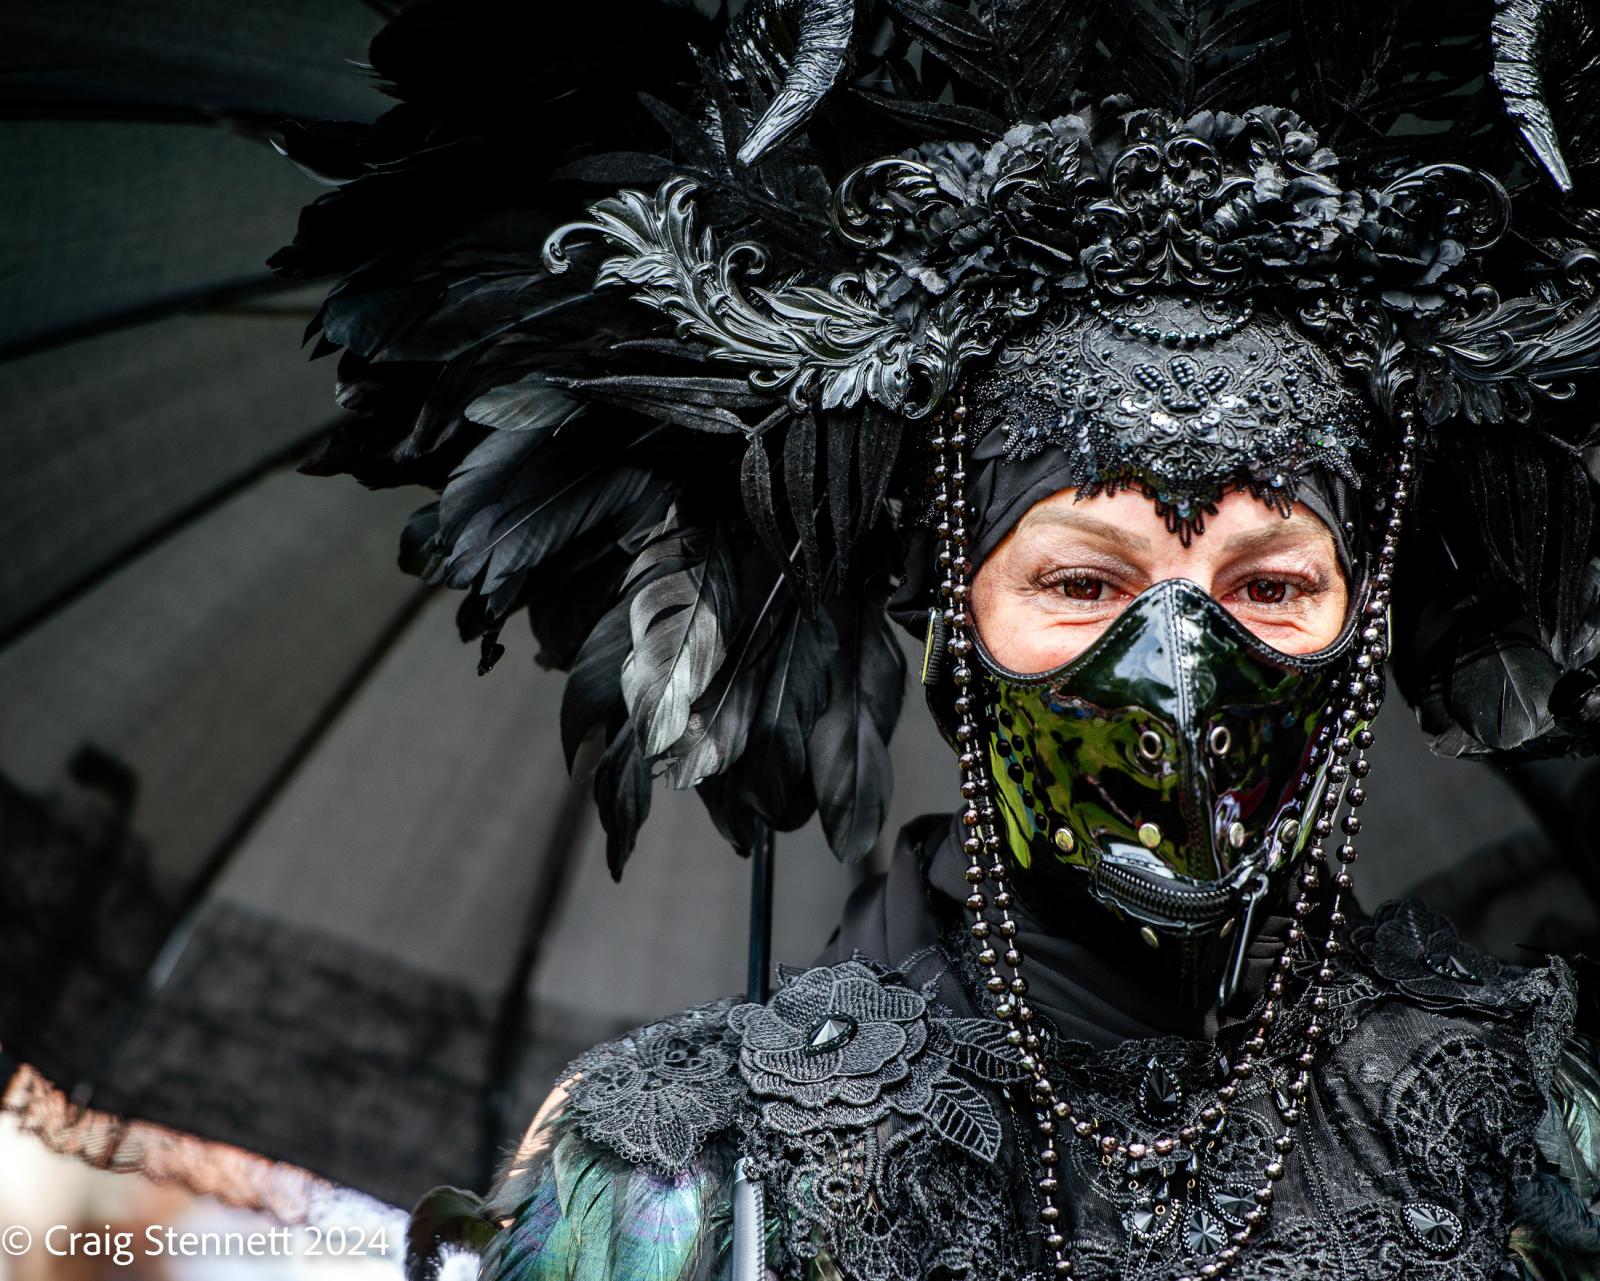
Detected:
[{"left": 928, "top": 394, "right": 1417, "bottom": 1281}]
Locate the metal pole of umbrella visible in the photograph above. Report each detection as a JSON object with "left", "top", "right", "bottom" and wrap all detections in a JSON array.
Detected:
[{"left": 746, "top": 818, "right": 774, "bottom": 1003}]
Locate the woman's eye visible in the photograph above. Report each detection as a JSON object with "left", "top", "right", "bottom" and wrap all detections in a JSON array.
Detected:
[
  {"left": 1059, "top": 575, "right": 1105, "bottom": 601},
  {"left": 1245, "top": 578, "right": 1289, "bottom": 605}
]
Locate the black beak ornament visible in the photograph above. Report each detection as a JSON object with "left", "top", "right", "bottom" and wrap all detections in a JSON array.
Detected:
[
  {"left": 723, "top": 0, "right": 856, "bottom": 166},
  {"left": 1492, "top": 0, "right": 1582, "bottom": 193}
]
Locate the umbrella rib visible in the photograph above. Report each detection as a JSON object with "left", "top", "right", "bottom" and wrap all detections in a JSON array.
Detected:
[
  {"left": 0, "top": 102, "right": 307, "bottom": 135},
  {"left": 0, "top": 415, "right": 341, "bottom": 651},
  {"left": 0, "top": 274, "right": 308, "bottom": 363}
]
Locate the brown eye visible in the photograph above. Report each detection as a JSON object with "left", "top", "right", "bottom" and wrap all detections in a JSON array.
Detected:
[
  {"left": 1246, "top": 579, "right": 1288, "bottom": 604},
  {"left": 1060, "top": 575, "right": 1104, "bottom": 601}
]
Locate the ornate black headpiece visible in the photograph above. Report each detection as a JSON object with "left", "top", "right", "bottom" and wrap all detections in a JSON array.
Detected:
[{"left": 273, "top": 0, "right": 1600, "bottom": 871}]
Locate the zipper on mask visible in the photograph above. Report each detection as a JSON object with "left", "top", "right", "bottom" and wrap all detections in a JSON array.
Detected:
[{"left": 1093, "top": 859, "right": 1239, "bottom": 922}]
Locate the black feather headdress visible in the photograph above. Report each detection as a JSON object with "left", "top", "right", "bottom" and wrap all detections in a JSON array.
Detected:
[{"left": 271, "top": 0, "right": 1600, "bottom": 873}]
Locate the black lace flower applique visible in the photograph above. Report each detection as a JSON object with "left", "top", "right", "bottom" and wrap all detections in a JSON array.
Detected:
[
  {"left": 728, "top": 958, "right": 1026, "bottom": 1163},
  {"left": 1349, "top": 900, "right": 1514, "bottom": 1008},
  {"left": 561, "top": 996, "right": 744, "bottom": 1170}
]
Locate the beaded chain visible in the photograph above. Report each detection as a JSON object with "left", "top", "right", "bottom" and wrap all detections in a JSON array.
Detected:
[
  {"left": 927, "top": 395, "right": 1418, "bottom": 1280},
  {"left": 1086, "top": 296, "right": 1257, "bottom": 347}
]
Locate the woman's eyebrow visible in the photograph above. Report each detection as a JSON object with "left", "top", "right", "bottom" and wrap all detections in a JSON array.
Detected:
[
  {"left": 1218, "top": 514, "right": 1329, "bottom": 558},
  {"left": 1018, "top": 507, "right": 1153, "bottom": 552}
]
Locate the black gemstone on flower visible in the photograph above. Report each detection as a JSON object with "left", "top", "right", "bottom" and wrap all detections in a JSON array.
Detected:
[
  {"left": 1129, "top": 1205, "right": 1159, "bottom": 1236},
  {"left": 1424, "top": 951, "right": 1480, "bottom": 984},
  {"left": 1188, "top": 1209, "right": 1226, "bottom": 1256},
  {"left": 1403, "top": 1201, "right": 1461, "bottom": 1251},
  {"left": 1140, "top": 1055, "right": 1182, "bottom": 1118},
  {"left": 805, "top": 1013, "right": 858, "bottom": 1055}
]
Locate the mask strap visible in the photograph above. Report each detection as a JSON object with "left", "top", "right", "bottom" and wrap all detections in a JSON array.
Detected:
[
  {"left": 1218, "top": 868, "right": 1271, "bottom": 1008},
  {"left": 921, "top": 606, "right": 948, "bottom": 687}
]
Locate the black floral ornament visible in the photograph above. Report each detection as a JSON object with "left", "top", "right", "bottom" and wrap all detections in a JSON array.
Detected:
[
  {"left": 841, "top": 105, "right": 1495, "bottom": 321},
  {"left": 1349, "top": 900, "right": 1515, "bottom": 1008},
  {"left": 728, "top": 959, "right": 1027, "bottom": 1163},
  {"left": 562, "top": 997, "right": 744, "bottom": 1171}
]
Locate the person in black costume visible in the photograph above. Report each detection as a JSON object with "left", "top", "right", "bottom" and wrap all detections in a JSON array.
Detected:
[{"left": 269, "top": 0, "right": 1600, "bottom": 1276}]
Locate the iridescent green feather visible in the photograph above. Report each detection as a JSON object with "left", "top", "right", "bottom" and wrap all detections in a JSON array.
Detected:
[
  {"left": 479, "top": 1159, "right": 568, "bottom": 1281},
  {"left": 1514, "top": 1034, "right": 1600, "bottom": 1280},
  {"left": 403, "top": 1186, "right": 502, "bottom": 1281},
  {"left": 478, "top": 1124, "right": 739, "bottom": 1281},
  {"left": 1513, "top": 1224, "right": 1600, "bottom": 1281},
  {"left": 609, "top": 1163, "right": 709, "bottom": 1281},
  {"left": 554, "top": 1131, "right": 620, "bottom": 1281},
  {"left": 1555, "top": 1036, "right": 1600, "bottom": 1199}
]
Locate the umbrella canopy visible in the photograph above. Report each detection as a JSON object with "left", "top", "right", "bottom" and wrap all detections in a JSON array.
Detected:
[{"left": 2, "top": 0, "right": 1598, "bottom": 1221}]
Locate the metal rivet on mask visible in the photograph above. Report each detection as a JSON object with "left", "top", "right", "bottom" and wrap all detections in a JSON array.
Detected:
[
  {"left": 1137, "top": 822, "right": 1162, "bottom": 849},
  {"left": 1138, "top": 729, "right": 1164, "bottom": 761},
  {"left": 1227, "top": 821, "right": 1246, "bottom": 850},
  {"left": 1208, "top": 724, "right": 1232, "bottom": 756},
  {"left": 1054, "top": 827, "right": 1076, "bottom": 853},
  {"left": 1278, "top": 818, "right": 1301, "bottom": 848},
  {"left": 1140, "top": 926, "right": 1160, "bottom": 949}
]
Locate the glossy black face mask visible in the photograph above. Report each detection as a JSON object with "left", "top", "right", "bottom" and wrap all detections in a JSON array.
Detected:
[{"left": 969, "top": 576, "right": 1364, "bottom": 1006}]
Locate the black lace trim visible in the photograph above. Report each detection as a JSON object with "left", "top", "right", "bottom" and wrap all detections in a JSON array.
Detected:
[{"left": 562, "top": 997, "right": 745, "bottom": 1171}]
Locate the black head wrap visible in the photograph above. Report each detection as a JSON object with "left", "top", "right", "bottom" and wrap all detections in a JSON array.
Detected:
[{"left": 891, "top": 435, "right": 1364, "bottom": 637}]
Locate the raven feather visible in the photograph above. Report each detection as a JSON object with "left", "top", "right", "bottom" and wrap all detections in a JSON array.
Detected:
[
  {"left": 807, "top": 569, "right": 906, "bottom": 861},
  {"left": 620, "top": 515, "right": 737, "bottom": 758}
]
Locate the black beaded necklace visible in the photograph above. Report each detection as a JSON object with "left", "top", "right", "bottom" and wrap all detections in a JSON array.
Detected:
[{"left": 928, "top": 394, "right": 1417, "bottom": 1280}]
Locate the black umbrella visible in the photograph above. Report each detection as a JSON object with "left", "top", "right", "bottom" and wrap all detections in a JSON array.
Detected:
[{"left": 2, "top": 0, "right": 1595, "bottom": 1222}]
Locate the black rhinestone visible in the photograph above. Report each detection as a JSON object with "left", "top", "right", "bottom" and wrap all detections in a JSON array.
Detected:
[
  {"left": 1187, "top": 1209, "right": 1226, "bottom": 1257},
  {"left": 1140, "top": 1056, "right": 1183, "bottom": 1119},
  {"left": 1213, "top": 1189, "right": 1255, "bottom": 1224},
  {"left": 1403, "top": 1202, "right": 1462, "bottom": 1252}
]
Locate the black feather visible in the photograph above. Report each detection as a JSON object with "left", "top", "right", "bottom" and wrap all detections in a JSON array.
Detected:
[
  {"left": 595, "top": 718, "right": 653, "bottom": 880},
  {"left": 398, "top": 501, "right": 448, "bottom": 582},
  {"left": 807, "top": 563, "right": 907, "bottom": 862},
  {"left": 562, "top": 599, "right": 636, "bottom": 770},
  {"left": 436, "top": 427, "right": 656, "bottom": 608},
  {"left": 825, "top": 412, "right": 855, "bottom": 581},
  {"left": 880, "top": 0, "right": 1009, "bottom": 96},
  {"left": 619, "top": 513, "right": 738, "bottom": 759},
  {"left": 740, "top": 430, "right": 792, "bottom": 573},
  {"left": 782, "top": 412, "right": 823, "bottom": 610},
  {"left": 562, "top": 375, "right": 763, "bottom": 435},
  {"left": 735, "top": 604, "right": 833, "bottom": 828},
  {"left": 464, "top": 374, "right": 584, "bottom": 435}
]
